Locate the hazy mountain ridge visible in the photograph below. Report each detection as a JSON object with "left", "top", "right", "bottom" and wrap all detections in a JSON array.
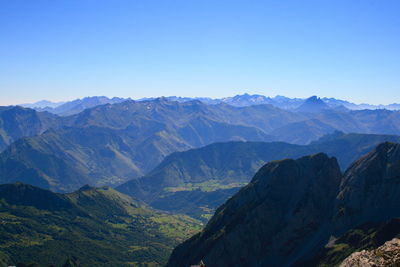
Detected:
[
  {"left": 33, "top": 96, "right": 128, "bottom": 116},
  {"left": 0, "top": 182, "right": 201, "bottom": 266},
  {"left": 20, "top": 94, "right": 400, "bottom": 115},
  {"left": 20, "top": 100, "right": 66, "bottom": 109},
  {"left": 167, "top": 142, "right": 400, "bottom": 267}
]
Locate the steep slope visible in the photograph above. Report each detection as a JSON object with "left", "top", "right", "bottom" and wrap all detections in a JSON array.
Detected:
[
  {"left": 167, "top": 142, "right": 400, "bottom": 267},
  {"left": 334, "top": 142, "right": 400, "bottom": 232},
  {"left": 0, "top": 183, "right": 201, "bottom": 266},
  {"left": 0, "top": 106, "right": 60, "bottom": 151},
  {"left": 117, "top": 133, "right": 400, "bottom": 220},
  {"left": 167, "top": 153, "right": 342, "bottom": 267}
]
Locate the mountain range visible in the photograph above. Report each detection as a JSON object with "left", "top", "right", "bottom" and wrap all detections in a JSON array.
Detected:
[
  {"left": 0, "top": 100, "right": 280, "bottom": 192},
  {"left": 3, "top": 98, "right": 400, "bottom": 193},
  {"left": 21, "top": 96, "right": 127, "bottom": 116},
  {"left": 20, "top": 94, "right": 400, "bottom": 116},
  {"left": 167, "top": 142, "right": 400, "bottom": 267},
  {"left": 2, "top": 95, "right": 400, "bottom": 266}
]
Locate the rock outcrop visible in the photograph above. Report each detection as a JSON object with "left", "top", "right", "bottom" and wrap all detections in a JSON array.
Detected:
[{"left": 340, "top": 238, "right": 400, "bottom": 267}]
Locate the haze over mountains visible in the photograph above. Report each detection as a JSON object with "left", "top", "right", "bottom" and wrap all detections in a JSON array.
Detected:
[
  {"left": 2, "top": 97, "right": 400, "bottom": 193},
  {"left": 2, "top": 96, "right": 400, "bottom": 193},
  {"left": 20, "top": 94, "right": 400, "bottom": 116}
]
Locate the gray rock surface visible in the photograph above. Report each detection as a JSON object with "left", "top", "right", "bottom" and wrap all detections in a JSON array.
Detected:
[{"left": 340, "top": 238, "right": 400, "bottom": 267}]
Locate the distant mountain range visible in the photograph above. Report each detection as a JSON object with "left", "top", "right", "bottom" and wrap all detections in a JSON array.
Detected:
[
  {"left": 0, "top": 182, "right": 200, "bottom": 266},
  {"left": 20, "top": 94, "right": 400, "bottom": 116},
  {"left": 22, "top": 96, "right": 127, "bottom": 116},
  {"left": 3, "top": 99, "right": 400, "bottom": 192},
  {"left": 20, "top": 100, "right": 66, "bottom": 109},
  {"left": 167, "top": 142, "right": 400, "bottom": 267}
]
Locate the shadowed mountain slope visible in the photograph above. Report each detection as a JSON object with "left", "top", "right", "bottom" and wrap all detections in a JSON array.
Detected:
[
  {"left": 296, "top": 218, "right": 400, "bottom": 267},
  {"left": 167, "top": 153, "right": 342, "bottom": 266},
  {"left": 167, "top": 142, "right": 400, "bottom": 267}
]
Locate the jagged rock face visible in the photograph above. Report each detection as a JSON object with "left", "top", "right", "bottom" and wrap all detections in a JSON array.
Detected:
[
  {"left": 167, "top": 153, "right": 342, "bottom": 267},
  {"left": 339, "top": 238, "right": 400, "bottom": 267},
  {"left": 334, "top": 142, "right": 400, "bottom": 233}
]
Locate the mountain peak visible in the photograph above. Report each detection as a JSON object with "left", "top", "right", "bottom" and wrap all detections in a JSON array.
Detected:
[{"left": 296, "top": 95, "right": 330, "bottom": 113}]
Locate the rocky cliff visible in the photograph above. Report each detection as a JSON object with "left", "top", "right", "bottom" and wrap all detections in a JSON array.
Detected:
[{"left": 167, "top": 153, "right": 342, "bottom": 266}]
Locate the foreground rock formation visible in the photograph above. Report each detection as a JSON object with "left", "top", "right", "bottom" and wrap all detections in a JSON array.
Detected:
[{"left": 167, "top": 142, "right": 400, "bottom": 267}]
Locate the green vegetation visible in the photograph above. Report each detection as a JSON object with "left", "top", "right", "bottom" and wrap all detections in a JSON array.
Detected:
[
  {"left": 163, "top": 180, "right": 247, "bottom": 193},
  {"left": 0, "top": 183, "right": 201, "bottom": 266}
]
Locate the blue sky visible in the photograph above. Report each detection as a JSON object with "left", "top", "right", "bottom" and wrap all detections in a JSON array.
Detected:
[{"left": 0, "top": 0, "right": 399, "bottom": 105}]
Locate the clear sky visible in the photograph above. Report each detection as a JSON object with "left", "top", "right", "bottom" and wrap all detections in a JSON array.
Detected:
[{"left": 0, "top": 0, "right": 399, "bottom": 105}]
